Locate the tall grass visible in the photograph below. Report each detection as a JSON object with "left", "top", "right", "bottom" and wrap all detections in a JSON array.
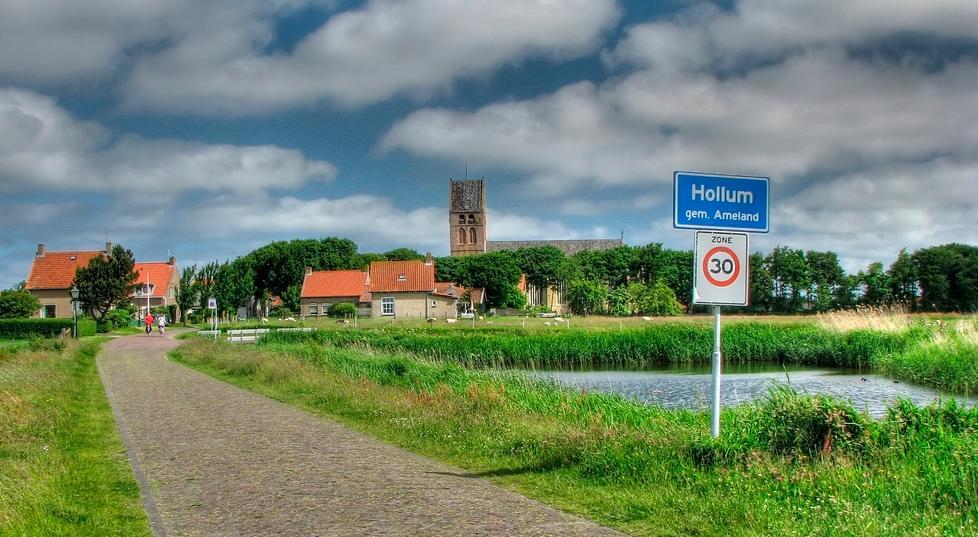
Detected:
[
  {"left": 264, "top": 322, "right": 925, "bottom": 370},
  {"left": 173, "top": 338, "right": 978, "bottom": 536},
  {"left": 0, "top": 339, "right": 152, "bottom": 536}
]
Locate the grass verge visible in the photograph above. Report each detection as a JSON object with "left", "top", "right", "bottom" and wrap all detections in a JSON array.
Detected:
[
  {"left": 172, "top": 337, "right": 977, "bottom": 536},
  {"left": 0, "top": 338, "right": 152, "bottom": 536}
]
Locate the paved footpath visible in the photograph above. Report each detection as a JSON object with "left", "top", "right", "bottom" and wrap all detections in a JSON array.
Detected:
[{"left": 97, "top": 331, "right": 625, "bottom": 537}]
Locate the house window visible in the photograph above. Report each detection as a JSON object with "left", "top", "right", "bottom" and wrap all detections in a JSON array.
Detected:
[
  {"left": 43, "top": 305, "right": 56, "bottom": 318},
  {"left": 309, "top": 304, "right": 318, "bottom": 316},
  {"left": 381, "top": 297, "right": 395, "bottom": 316},
  {"left": 469, "top": 227, "right": 477, "bottom": 244},
  {"left": 168, "top": 287, "right": 176, "bottom": 298},
  {"left": 322, "top": 303, "right": 330, "bottom": 315}
]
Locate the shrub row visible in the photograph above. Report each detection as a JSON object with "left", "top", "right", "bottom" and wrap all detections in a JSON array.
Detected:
[
  {"left": 264, "top": 323, "right": 926, "bottom": 369},
  {"left": 0, "top": 318, "right": 96, "bottom": 338}
]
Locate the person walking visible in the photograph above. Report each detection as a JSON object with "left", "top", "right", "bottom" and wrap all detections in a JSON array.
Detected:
[
  {"left": 145, "top": 312, "right": 154, "bottom": 335},
  {"left": 157, "top": 314, "right": 167, "bottom": 337}
]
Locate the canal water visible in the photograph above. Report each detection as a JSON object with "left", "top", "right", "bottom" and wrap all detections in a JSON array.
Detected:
[{"left": 520, "top": 362, "right": 975, "bottom": 417}]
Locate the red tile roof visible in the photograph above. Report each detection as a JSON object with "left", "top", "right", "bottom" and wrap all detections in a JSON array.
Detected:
[
  {"left": 369, "top": 260, "right": 435, "bottom": 293},
  {"left": 134, "top": 263, "right": 177, "bottom": 298},
  {"left": 433, "top": 282, "right": 484, "bottom": 305},
  {"left": 301, "top": 270, "right": 370, "bottom": 301},
  {"left": 25, "top": 250, "right": 103, "bottom": 290}
]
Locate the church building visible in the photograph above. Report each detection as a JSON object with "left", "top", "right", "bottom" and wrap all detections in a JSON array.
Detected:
[{"left": 448, "top": 178, "right": 623, "bottom": 311}]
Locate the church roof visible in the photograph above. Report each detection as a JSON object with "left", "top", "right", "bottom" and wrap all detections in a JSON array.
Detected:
[
  {"left": 486, "top": 239, "right": 624, "bottom": 256},
  {"left": 450, "top": 179, "right": 484, "bottom": 212}
]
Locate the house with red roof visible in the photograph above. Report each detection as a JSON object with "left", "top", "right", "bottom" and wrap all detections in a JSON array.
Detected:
[
  {"left": 299, "top": 268, "right": 371, "bottom": 318},
  {"left": 25, "top": 242, "right": 111, "bottom": 318},
  {"left": 367, "top": 254, "right": 481, "bottom": 318},
  {"left": 133, "top": 257, "right": 180, "bottom": 319}
]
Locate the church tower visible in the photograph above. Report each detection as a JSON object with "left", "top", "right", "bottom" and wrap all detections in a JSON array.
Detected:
[{"left": 449, "top": 179, "right": 487, "bottom": 256}]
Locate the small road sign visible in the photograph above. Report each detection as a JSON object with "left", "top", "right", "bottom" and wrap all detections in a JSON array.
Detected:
[
  {"left": 693, "top": 231, "right": 749, "bottom": 306},
  {"left": 207, "top": 297, "right": 217, "bottom": 309},
  {"left": 674, "top": 171, "right": 770, "bottom": 233}
]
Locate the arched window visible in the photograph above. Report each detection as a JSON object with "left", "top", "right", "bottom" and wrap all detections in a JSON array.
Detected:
[
  {"left": 458, "top": 228, "right": 466, "bottom": 244},
  {"left": 469, "top": 227, "right": 477, "bottom": 244},
  {"left": 458, "top": 214, "right": 465, "bottom": 224},
  {"left": 468, "top": 214, "right": 475, "bottom": 224}
]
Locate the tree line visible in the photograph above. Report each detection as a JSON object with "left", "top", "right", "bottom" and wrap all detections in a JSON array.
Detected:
[{"left": 172, "top": 238, "right": 978, "bottom": 319}]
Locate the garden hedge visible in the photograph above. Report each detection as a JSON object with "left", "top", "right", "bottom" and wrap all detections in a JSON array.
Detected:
[{"left": 0, "top": 318, "right": 97, "bottom": 338}]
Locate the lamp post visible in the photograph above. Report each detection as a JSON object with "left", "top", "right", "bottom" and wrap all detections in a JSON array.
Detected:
[{"left": 70, "top": 285, "right": 80, "bottom": 338}]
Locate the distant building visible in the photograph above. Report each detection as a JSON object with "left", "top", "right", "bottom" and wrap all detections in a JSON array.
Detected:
[
  {"left": 133, "top": 257, "right": 180, "bottom": 319},
  {"left": 448, "top": 179, "right": 623, "bottom": 312},
  {"left": 300, "top": 268, "right": 372, "bottom": 318},
  {"left": 449, "top": 179, "right": 487, "bottom": 257},
  {"left": 24, "top": 242, "right": 110, "bottom": 318}
]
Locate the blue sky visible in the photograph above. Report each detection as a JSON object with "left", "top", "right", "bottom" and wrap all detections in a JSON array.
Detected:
[{"left": 2, "top": 0, "right": 978, "bottom": 289}]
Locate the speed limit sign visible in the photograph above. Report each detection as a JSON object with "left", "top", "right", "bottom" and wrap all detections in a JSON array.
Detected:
[{"left": 694, "top": 231, "right": 749, "bottom": 306}]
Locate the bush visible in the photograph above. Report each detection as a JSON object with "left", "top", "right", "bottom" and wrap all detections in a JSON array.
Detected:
[
  {"left": 105, "top": 308, "right": 134, "bottom": 328},
  {"left": 327, "top": 302, "right": 357, "bottom": 318},
  {"left": 97, "top": 321, "right": 114, "bottom": 333},
  {"left": 0, "top": 290, "right": 41, "bottom": 318},
  {"left": 0, "top": 318, "right": 74, "bottom": 338},
  {"left": 269, "top": 306, "right": 292, "bottom": 319}
]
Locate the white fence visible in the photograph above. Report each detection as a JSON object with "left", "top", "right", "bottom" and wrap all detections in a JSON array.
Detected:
[{"left": 199, "top": 327, "right": 313, "bottom": 344}]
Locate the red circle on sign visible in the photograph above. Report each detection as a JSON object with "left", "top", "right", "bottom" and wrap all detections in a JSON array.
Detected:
[{"left": 702, "top": 246, "right": 741, "bottom": 287}]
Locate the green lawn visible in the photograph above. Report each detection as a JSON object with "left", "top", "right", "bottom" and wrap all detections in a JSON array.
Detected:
[{"left": 0, "top": 338, "right": 152, "bottom": 536}]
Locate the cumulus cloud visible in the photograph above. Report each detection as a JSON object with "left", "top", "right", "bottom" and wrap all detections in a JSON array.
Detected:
[
  {"left": 381, "top": 0, "right": 978, "bottom": 267},
  {"left": 0, "top": 87, "right": 335, "bottom": 195},
  {"left": 0, "top": 0, "right": 328, "bottom": 84},
  {"left": 119, "top": 0, "right": 619, "bottom": 114}
]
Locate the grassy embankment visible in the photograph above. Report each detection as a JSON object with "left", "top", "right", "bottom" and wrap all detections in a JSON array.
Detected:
[
  {"left": 0, "top": 338, "right": 152, "bottom": 536},
  {"left": 173, "top": 335, "right": 978, "bottom": 536}
]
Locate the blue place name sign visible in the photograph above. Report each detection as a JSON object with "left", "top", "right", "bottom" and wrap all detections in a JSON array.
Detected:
[{"left": 673, "top": 171, "right": 770, "bottom": 233}]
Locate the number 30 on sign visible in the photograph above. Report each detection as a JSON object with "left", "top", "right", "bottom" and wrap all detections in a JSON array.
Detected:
[{"left": 693, "top": 231, "right": 749, "bottom": 306}]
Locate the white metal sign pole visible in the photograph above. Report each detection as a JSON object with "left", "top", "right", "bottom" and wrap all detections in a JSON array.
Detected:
[{"left": 711, "top": 305, "right": 722, "bottom": 438}]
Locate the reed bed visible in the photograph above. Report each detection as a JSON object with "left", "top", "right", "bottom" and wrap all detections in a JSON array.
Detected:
[{"left": 263, "top": 323, "right": 924, "bottom": 370}]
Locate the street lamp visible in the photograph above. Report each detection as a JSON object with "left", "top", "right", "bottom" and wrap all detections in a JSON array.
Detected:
[{"left": 70, "top": 285, "right": 80, "bottom": 338}]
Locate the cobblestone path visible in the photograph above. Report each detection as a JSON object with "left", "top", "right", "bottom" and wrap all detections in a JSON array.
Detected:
[{"left": 97, "top": 332, "right": 625, "bottom": 537}]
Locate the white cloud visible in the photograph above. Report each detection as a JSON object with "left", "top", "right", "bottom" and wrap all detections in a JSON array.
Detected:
[
  {"left": 0, "top": 87, "right": 335, "bottom": 195},
  {"left": 121, "top": 0, "right": 620, "bottom": 114},
  {"left": 381, "top": 0, "right": 978, "bottom": 268},
  {"left": 0, "top": 0, "right": 328, "bottom": 84}
]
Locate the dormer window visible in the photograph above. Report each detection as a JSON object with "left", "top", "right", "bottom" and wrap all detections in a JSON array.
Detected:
[{"left": 397, "top": 273, "right": 406, "bottom": 281}]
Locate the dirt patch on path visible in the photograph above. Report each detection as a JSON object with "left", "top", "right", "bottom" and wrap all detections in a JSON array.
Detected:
[{"left": 97, "top": 332, "right": 625, "bottom": 536}]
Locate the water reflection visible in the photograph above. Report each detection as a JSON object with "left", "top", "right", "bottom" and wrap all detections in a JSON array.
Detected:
[{"left": 519, "top": 362, "right": 975, "bottom": 417}]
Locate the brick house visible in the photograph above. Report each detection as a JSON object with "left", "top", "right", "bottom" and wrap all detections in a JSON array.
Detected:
[
  {"left": 24, "top": 243, "right": 110, "bottom": 318},
  {"left": 133, "top": 257, "right": 180, "bottom": 319},
  {"left": 369, "top": 256, "right": 458, "bottom": 318},
  {"left": 299, "top": 268, "right": 371, "bottom": 318}
]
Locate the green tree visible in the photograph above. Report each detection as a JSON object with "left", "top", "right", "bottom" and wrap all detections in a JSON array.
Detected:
[
  {"left": 74, "top": 244, "right": 138, "bottom": 323},
  {"left": 747, "top": 252, "right": 774, "bottom": 312},
  {"left": 766, "top": 246, "right": 809, "bottom": 312},
  {"left": 913, "top": 243, "right": 978, "bottom": 312},
  {"left": 383, "top": 248, "right": 425, "bottom": 261},
  {"left": 806, "top": 250, "right": 845, "bottom": 312},
  {"left": 434, "top": 255, "right": 468, "bottom": 284},
  {"left": 607, "top": 286, "right": 631, "bottom": 317},
  {"left": 657, "top": 249, "right": 694, "bottom": 311},
  {"left": 889, "top": 248, "right": 918, "bottom": 311},
  {"left": 858, "top": 262, "right": 892, "bottom": 306},
  {"left": 460, "top": 252, "right": 521, "bottom": 309},
  {"left": 511, "top": 246, "right": 565, "bottom": 290},
  {"left": 564, "top": 279, "right": 606, "bottom": 316},
  {"left": 176, "top": 265, "right": 198, "bottom": 323},
  {"left": 252, "top": 238, "right": 360, "bottom": 311},
  {"left": 0, "top": 290, "right": 41, "bottom": 318}
]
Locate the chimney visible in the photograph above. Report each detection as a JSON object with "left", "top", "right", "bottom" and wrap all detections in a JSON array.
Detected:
[
  {"left": 36, "top": 243, "right": 45, "bottom": 257},
  {"left": 424, "top": 252, "right": 434, "bottom": 265},
  {"left": 168, "top": 256, "right": 176, "bottom": 266},
  {"left": 305, "top": 266, "right": 313, "bottom": 276},
  {"left": 105, "top": 241, "right": 113, "bottom": 254}
]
